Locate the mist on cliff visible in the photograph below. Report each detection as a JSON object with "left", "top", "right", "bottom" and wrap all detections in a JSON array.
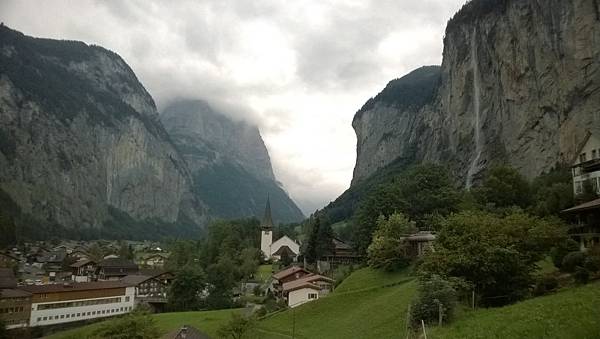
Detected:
[{"left": 0, "top": 0, "right": 465, "bottom": 213}]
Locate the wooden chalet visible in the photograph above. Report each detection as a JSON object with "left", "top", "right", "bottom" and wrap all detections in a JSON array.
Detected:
[
  {"left": 562, "top": 198, "right": 600, "bottom": 250},
  {"left": 97, "top": 258, "right": 139, "bottom": 281}
]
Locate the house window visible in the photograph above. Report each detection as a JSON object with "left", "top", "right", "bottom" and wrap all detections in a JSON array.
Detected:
[
  {"left": 576, "top": 181, "right": 583, "bottom": 194},
  {"left": 125, "top": 296, "right": 130, "bottom": 302},
  {"left": 43, "top": 317, "right": 47, "bottom": 321},
  {"left": 37, "top": 317, "right": 41, "bottom": 322},
  {"left": 581, "top": 153, "right": 587, "bottom": 163},
  {"left": 308, "top": 293, "right": 318, "bottom": 299},
  {"left": 593, "top": 150, "right": 598, "bottom": 159}
]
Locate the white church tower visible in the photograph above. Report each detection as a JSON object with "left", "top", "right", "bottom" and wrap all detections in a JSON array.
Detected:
[{"left": 260, "top": 197, "right": 274, "bottom": 259}]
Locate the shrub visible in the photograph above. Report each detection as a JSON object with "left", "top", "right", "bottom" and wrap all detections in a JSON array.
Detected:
[
  {"left": 532, "top": 276, "right": 559, "bottom": 296},
  {"left": 91, "top": 310, "right": 160, "bottom": 339},
  {"left": 583, "top": 256, "right": 600, "bottom": 273},
  {"left": 574, "top": 267, "right": 590, "bottom": 284},
  {"left": 410, "top": 275, "right": 457, "bottom": 326},
  {"left": 550, "top": 239, "right": 580, "bottom": 268},
  {"left": 561, "top": 252, "right": 586, "bottom": 273},
  {"left": 217, "top": 313, "right": 256, "bottom": 339},
  {"left": 255, "top": 306, "right": 267, "bottom": 318}
]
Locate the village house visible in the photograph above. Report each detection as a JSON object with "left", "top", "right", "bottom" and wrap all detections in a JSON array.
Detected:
[
  {"left": 0, "top": 252, "right": 20, "bottom": 268},
  {"left": 562, "top": 198, "right": 600, "bottom": 250},
  {"left": 121, "top": 275, "right": 168, "bottom": 312},
  {"left": 0, "top": 268, "right": 32, "bottom": 330},
  {"left": 70, "top": 259, "right": 97, "bottom": 283},
  {"left": 271, "top": 266, "right": 311, "bottom": 295},
  {"left": 282, "top": 274, "right": 334, "bottom": 308},
  {"left": 320, "top": 237, "right": 362, "bottom": 266},
  {"left": 407, "top": 231, "right": 436, "bottom": 257},
  {"left": 571, "top": 132, "right": 600, "bottom": 196},
  {"left": 97, "top": 258, "right": 139, "bottom": 281},
  {"left": 21, "top": 281, "right": 135, "bottom": 327},
  {"left": 141, "top": 253, "right": 169, "bottom": 268}
]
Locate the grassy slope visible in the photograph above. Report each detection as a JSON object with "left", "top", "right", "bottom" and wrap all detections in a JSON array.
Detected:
[
  {"left": 430, "top": 282, "right": 600, "bottom": 339},
  {"left": 48, "top": 309, "right": 241, "bottom": 339},
  {"left": 257, "top": 267, "right": 416, "bottom": 339}
]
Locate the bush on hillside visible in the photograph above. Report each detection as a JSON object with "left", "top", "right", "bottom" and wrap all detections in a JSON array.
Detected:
[
  {"left": 574, "top": 267, "right": 590, "bottom": 284},
  {"left": 367, "top": 213, "right": 417, "bottom": 271},
  {"left": 419, "top": 211, "right": 566, "bottom": 306},
  {"left": 584, "top": 256, "right": 600, "bottom": 273},
  {"left": 217, "top": 313, "right": 256, "bottom": 339},
  {"left": 410, "top": 275, "right": 458, "bottom": 326},
  {"left": 91, "top": 310, "right": 160, "bottom": 339},
  {"left": 532, "top": 276, "right": 559, "bottom": 296},
  {"left": 550, "top": 239, "right": 580, "bottom": 269},
  {"left": 561, "top": 252, "right": 586, "bottom": 273}
]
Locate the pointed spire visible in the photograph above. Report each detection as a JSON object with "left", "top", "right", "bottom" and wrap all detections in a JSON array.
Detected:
[{"left": 262, "top": 195, "right": 274, "bottom": 230}]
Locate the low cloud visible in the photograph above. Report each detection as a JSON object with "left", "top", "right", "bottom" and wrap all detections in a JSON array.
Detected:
[{"left": 0, "top": 0, "right": 466, "bottom": 214}]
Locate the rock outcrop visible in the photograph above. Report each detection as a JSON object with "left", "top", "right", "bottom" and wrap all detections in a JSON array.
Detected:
[
  {"left": 352, "top": 0, "right": 600, "bottom": 187},
  {"left": 0, "top": 25, "right": 206, "bottom": 235},
  {"left": 161, "top": 100, "right": 304, "bottom": 223}
]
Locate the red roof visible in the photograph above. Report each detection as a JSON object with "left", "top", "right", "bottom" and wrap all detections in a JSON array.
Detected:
[
  {"left": 282, "top": 274, "right": 334, "bottom": 293},
  {"left": 272, "top": 266, "right": 309, "bottom": 280}
]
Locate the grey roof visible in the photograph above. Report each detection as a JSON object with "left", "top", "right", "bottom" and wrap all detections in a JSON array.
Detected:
[
  {"left": 37, "top": 250, "right": 66, "bottom": 263},
  {"left": 1, "top": 289, "right": 31, "bottom": 298},
  {"left": 98, "top": 258, "right": 138, "bottom": 269},
  {"left": 562, "top": 198, "right": 600, "bottom": 213},
  {"left": 262, "top": 196, "right": 274, "bottom": 229},
  {"left": 0, "top": 268, "right": 17, "bottom": 289},
  {"left": 70, "top": 259, "right": 95, "bottom": 268},
  {"left": 120, "top": 275, "right": 154, "bottom": 285}
]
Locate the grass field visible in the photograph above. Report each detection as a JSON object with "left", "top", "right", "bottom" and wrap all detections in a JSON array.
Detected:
[
  {"left": 257, "top": 264, "right": 275, "bottom": 282},
  {"left": 256, "top": 267, "right": 417, "bottom": 339},
  {"left": 429, "top": 281, "right": 600, "bottom": 339},
  {"left": 48, "top": 308, "right": 241, "bottom": 339}
]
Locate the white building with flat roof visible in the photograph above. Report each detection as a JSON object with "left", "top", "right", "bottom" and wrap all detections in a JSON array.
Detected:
[{"left": 22, "top": 281, "right": 135, "bottom": 327}]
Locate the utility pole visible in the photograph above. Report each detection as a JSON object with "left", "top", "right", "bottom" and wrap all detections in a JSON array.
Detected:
[{"left": 292, "top": 306, "right": 296, "bottom": 339}]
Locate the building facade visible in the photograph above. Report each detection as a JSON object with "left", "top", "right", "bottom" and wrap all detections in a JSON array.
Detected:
[
  {"left": 572, "top": 133, "right": 600, "bottom": 196},
  {"left": 0, "top": 289, "right": 32, "bottom": 329},
  {"left": 22, "top": 281, "right": 135, "bottom": 327}
]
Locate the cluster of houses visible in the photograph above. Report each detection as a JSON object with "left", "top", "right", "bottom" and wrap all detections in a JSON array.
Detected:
[
  {"left": 0, "top": 262, "right": 173, "bottom": 331},
  {"left": 0, "top": 240, "right": 173, "bottom": 331}
]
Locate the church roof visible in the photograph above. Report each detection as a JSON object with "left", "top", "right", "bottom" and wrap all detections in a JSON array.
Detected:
[
  {"left": 262, "top": 196, "right": 274, "bottom": 229},
  {"left": 272, "top": 245, "right": 296, "bottom": 257}
]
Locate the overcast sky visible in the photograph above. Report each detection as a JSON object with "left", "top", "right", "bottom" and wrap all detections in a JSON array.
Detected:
[{"left": 1, "top": 0, "right": 466, "bottom": 215}]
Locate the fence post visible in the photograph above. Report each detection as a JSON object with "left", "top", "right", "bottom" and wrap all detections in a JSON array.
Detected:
[
  {"left": 438, "top": 302, "right": 443, "bottom": 326},
  {"left": 472, "top": 289, "right": 475, "bottom": 309},
  {"left": 421, "top": 320, "right": 427, "bottom": 339}
]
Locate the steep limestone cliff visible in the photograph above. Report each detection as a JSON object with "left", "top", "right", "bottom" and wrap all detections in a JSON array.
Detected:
[
  {"left": 0, "top": 25, "right": 206, "bottom": 236},
  {"left": 352, "top": 0, "right": 600, "bottom": 187},
  {"left": 161, "top": 100, "right": 304, "bottom": 223}
]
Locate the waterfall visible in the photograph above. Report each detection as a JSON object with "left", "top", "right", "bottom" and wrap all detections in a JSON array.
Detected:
[{"left": 466, "top": 28, "right": 483, "bottom": 189}]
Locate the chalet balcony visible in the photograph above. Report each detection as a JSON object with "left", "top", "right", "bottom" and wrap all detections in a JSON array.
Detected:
[{"left": 573, "top": 158, "right": 600, "bottom": 174}]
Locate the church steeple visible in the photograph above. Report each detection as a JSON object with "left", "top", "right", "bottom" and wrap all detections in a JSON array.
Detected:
[{"left": 262, "top": 196, "right": 274, "bottom": 230}]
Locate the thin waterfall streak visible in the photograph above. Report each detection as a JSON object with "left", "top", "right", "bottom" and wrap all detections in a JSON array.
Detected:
[{"left": 466, "top": 28, "right": 482, "bottom": 189}]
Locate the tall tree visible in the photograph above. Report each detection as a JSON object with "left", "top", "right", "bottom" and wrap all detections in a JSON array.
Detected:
[
  {"left": 167, "top": 266, "right": 206, "bottom": 311},
  {"left": 367, "top": 213, "right": 417, "bottom": 271},
  {"left": 474, "top": 166, "right": 532, "bottom": 209}
]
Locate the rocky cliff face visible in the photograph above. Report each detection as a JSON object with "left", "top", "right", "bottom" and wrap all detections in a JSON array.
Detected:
[
  {"left": 352, "top": 0, "right": 600, "bottom": 186},
  {"left": 161, "top": 100, "right": 304, "bottom": 223},
  {"left": 0, "top": 25, "right": 206, "bottom": 235}
]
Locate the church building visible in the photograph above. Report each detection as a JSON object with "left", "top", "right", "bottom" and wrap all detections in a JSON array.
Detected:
[{"left": 260, "top": 198, "right": 300, "bottom": 260}]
